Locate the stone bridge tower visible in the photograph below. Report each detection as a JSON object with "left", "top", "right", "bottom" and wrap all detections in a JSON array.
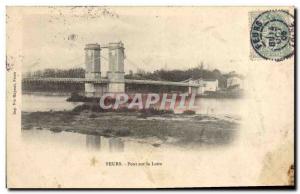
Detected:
[
  {"left": 107, "top": 42, "right": 125, "bottom": 93},
  {"left": 84, "top": 43, "right": 106, "bottom": 97}
]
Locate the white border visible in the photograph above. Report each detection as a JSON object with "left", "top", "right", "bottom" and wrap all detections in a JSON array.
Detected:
[
  {"left": 3, "top": 0, "right": 300, "bottom": 6},
  {"left": 1, "top": 0, "right": 298, "bottom": 193}
]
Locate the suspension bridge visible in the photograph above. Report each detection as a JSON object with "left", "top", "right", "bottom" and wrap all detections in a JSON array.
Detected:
[{"left": 22, "top": 42, "right": 203, "bottom": 97}]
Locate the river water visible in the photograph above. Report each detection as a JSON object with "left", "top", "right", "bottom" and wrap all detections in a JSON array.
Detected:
[
  {"left": 22, "top": 92, "right": 243, "bottom": 116},
  {"left": 21, "top": 92, "right": 243, "bottom": 152},
  {"left": 22, "top": 129, "right": 129, "bottom": 152}
]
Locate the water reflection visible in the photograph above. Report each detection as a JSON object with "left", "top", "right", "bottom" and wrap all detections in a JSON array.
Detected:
[
  {"left": 21, "top": 128, "right": 126, "bottom": 153},
  {"left": 109, "top": 138, "right": 124, "bottom": 152},
  {"left": 86, "top": 135, "right": 101, "bottom": 150},
  {"left": 85, "top": 134, "right": 124, "bottom": 152}
]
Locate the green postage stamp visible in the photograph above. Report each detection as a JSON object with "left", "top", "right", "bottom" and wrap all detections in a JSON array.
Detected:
[{"left": 250, "top": 10, "right": 294, "bottom": 61}]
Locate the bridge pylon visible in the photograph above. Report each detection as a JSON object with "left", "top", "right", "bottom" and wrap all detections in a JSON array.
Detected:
[
  {"left": 107, "top": 42, "right": 125, "bottom": 93},
  {"left": 84, "top": 43, "right": 106, "bottom": 97}
]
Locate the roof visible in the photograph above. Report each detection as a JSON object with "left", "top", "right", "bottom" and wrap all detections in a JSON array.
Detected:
[{"left": 227, "top": 75, "right": 245, "bottom": 79}]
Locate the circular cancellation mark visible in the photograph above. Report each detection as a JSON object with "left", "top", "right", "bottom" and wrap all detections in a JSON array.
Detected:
[{"left": 250, "top": 10, "right": 294, "bottom": 61}]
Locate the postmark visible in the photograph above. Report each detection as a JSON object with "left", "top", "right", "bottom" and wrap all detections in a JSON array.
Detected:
[{"left": 250, "top": 10, "right": 294, "bottom": 61}]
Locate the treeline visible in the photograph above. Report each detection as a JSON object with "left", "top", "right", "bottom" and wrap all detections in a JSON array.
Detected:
[
  {"left": 23, "top": 66, "right": 237, "bottom": 92},
  {"left": 22, "top": 82, "right": 84, "bottom": 93},
  {"left": 125, "top": 66, "right": 232, "bottom": 88},
  {"left": 23, "top": 68, "right": 85, "bottom": 78},
  {"left": 22, "top": 68, "right": 86, "bottom": 92}
]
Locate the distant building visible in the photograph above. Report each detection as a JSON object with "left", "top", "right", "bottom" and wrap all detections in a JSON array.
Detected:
[
  {"left": 227, "top": 75, "right": 244, "bottom": 89},
  {"left": 185, "top": 78, "right": 219, "bottom": 95},
  {"left": 202, "top": 79, "right": 219, "bottom": 92}
]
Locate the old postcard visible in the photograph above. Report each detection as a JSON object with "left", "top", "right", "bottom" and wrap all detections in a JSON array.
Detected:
[{"left": 6, "top": 6, "right": 295, "bottom": 188}]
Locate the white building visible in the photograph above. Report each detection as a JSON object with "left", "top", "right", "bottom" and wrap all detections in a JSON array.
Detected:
[
  {"left": 202, "top": 79, "right": 218, "bottom": 92},
  {"left": 227, "top": 75, "right": 244, "bottom": 89},
  {"left": 187, "top": 78, "right": 219, "bottom": 95}
]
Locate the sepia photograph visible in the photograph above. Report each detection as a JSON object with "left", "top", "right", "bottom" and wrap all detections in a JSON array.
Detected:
[{"left": 6, "top": 6, "right": 295, "bottom": 188}]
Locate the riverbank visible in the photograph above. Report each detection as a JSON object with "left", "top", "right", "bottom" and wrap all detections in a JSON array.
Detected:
[{"left": 22, "top": 109, "right": 240, "bottom": 146}]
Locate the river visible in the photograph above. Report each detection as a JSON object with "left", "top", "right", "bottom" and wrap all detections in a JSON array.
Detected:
[{"left": 22, "top": 92, "right": 244, "bottom": 116}]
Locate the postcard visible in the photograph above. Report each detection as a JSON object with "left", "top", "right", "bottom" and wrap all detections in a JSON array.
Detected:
[{"left": 6, "top": 6, "right": 295, "bottom": 188}]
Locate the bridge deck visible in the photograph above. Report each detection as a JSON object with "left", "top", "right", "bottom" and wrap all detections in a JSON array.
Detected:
[{"left": 22, "top": 77, "right": 201, "bottom": 87}]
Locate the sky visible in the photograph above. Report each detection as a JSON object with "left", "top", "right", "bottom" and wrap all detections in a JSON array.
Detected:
[{"left": 18, "top": 7, "right": 251, "bottom": 74}]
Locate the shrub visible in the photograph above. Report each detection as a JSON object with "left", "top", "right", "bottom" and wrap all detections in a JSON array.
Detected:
[
  {"left": 89, "top": 113, "right": 97, "bottom": 118},
  {"left": 50, "top": 127, "right": 62, "bottom": 133},
  {"left": 91, "top": 104, "right": 103, "bottom": 112},
  {"left": 72, "top": 104, "right": 90, "bottom": 112},
  {"left": 182, "top": 110, "right": 196, "bottom": 115},
  {"left": 140, "top": 108, "right": 174, "bottom": 115},
  {"left": 67, "top": 93, "right": 99, "bottom": 103},
  {"left": 115, "top": 128, "right": 131, "bottom": 136}
]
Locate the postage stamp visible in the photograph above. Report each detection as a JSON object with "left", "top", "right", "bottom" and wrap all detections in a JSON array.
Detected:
[{"left": 250, "top": 10, "right": 294, "bottom": 61}]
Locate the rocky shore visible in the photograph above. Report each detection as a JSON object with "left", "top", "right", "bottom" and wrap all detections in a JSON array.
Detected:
[{"left": 22, "top": 109, "right": 240, "bottom": 146}]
